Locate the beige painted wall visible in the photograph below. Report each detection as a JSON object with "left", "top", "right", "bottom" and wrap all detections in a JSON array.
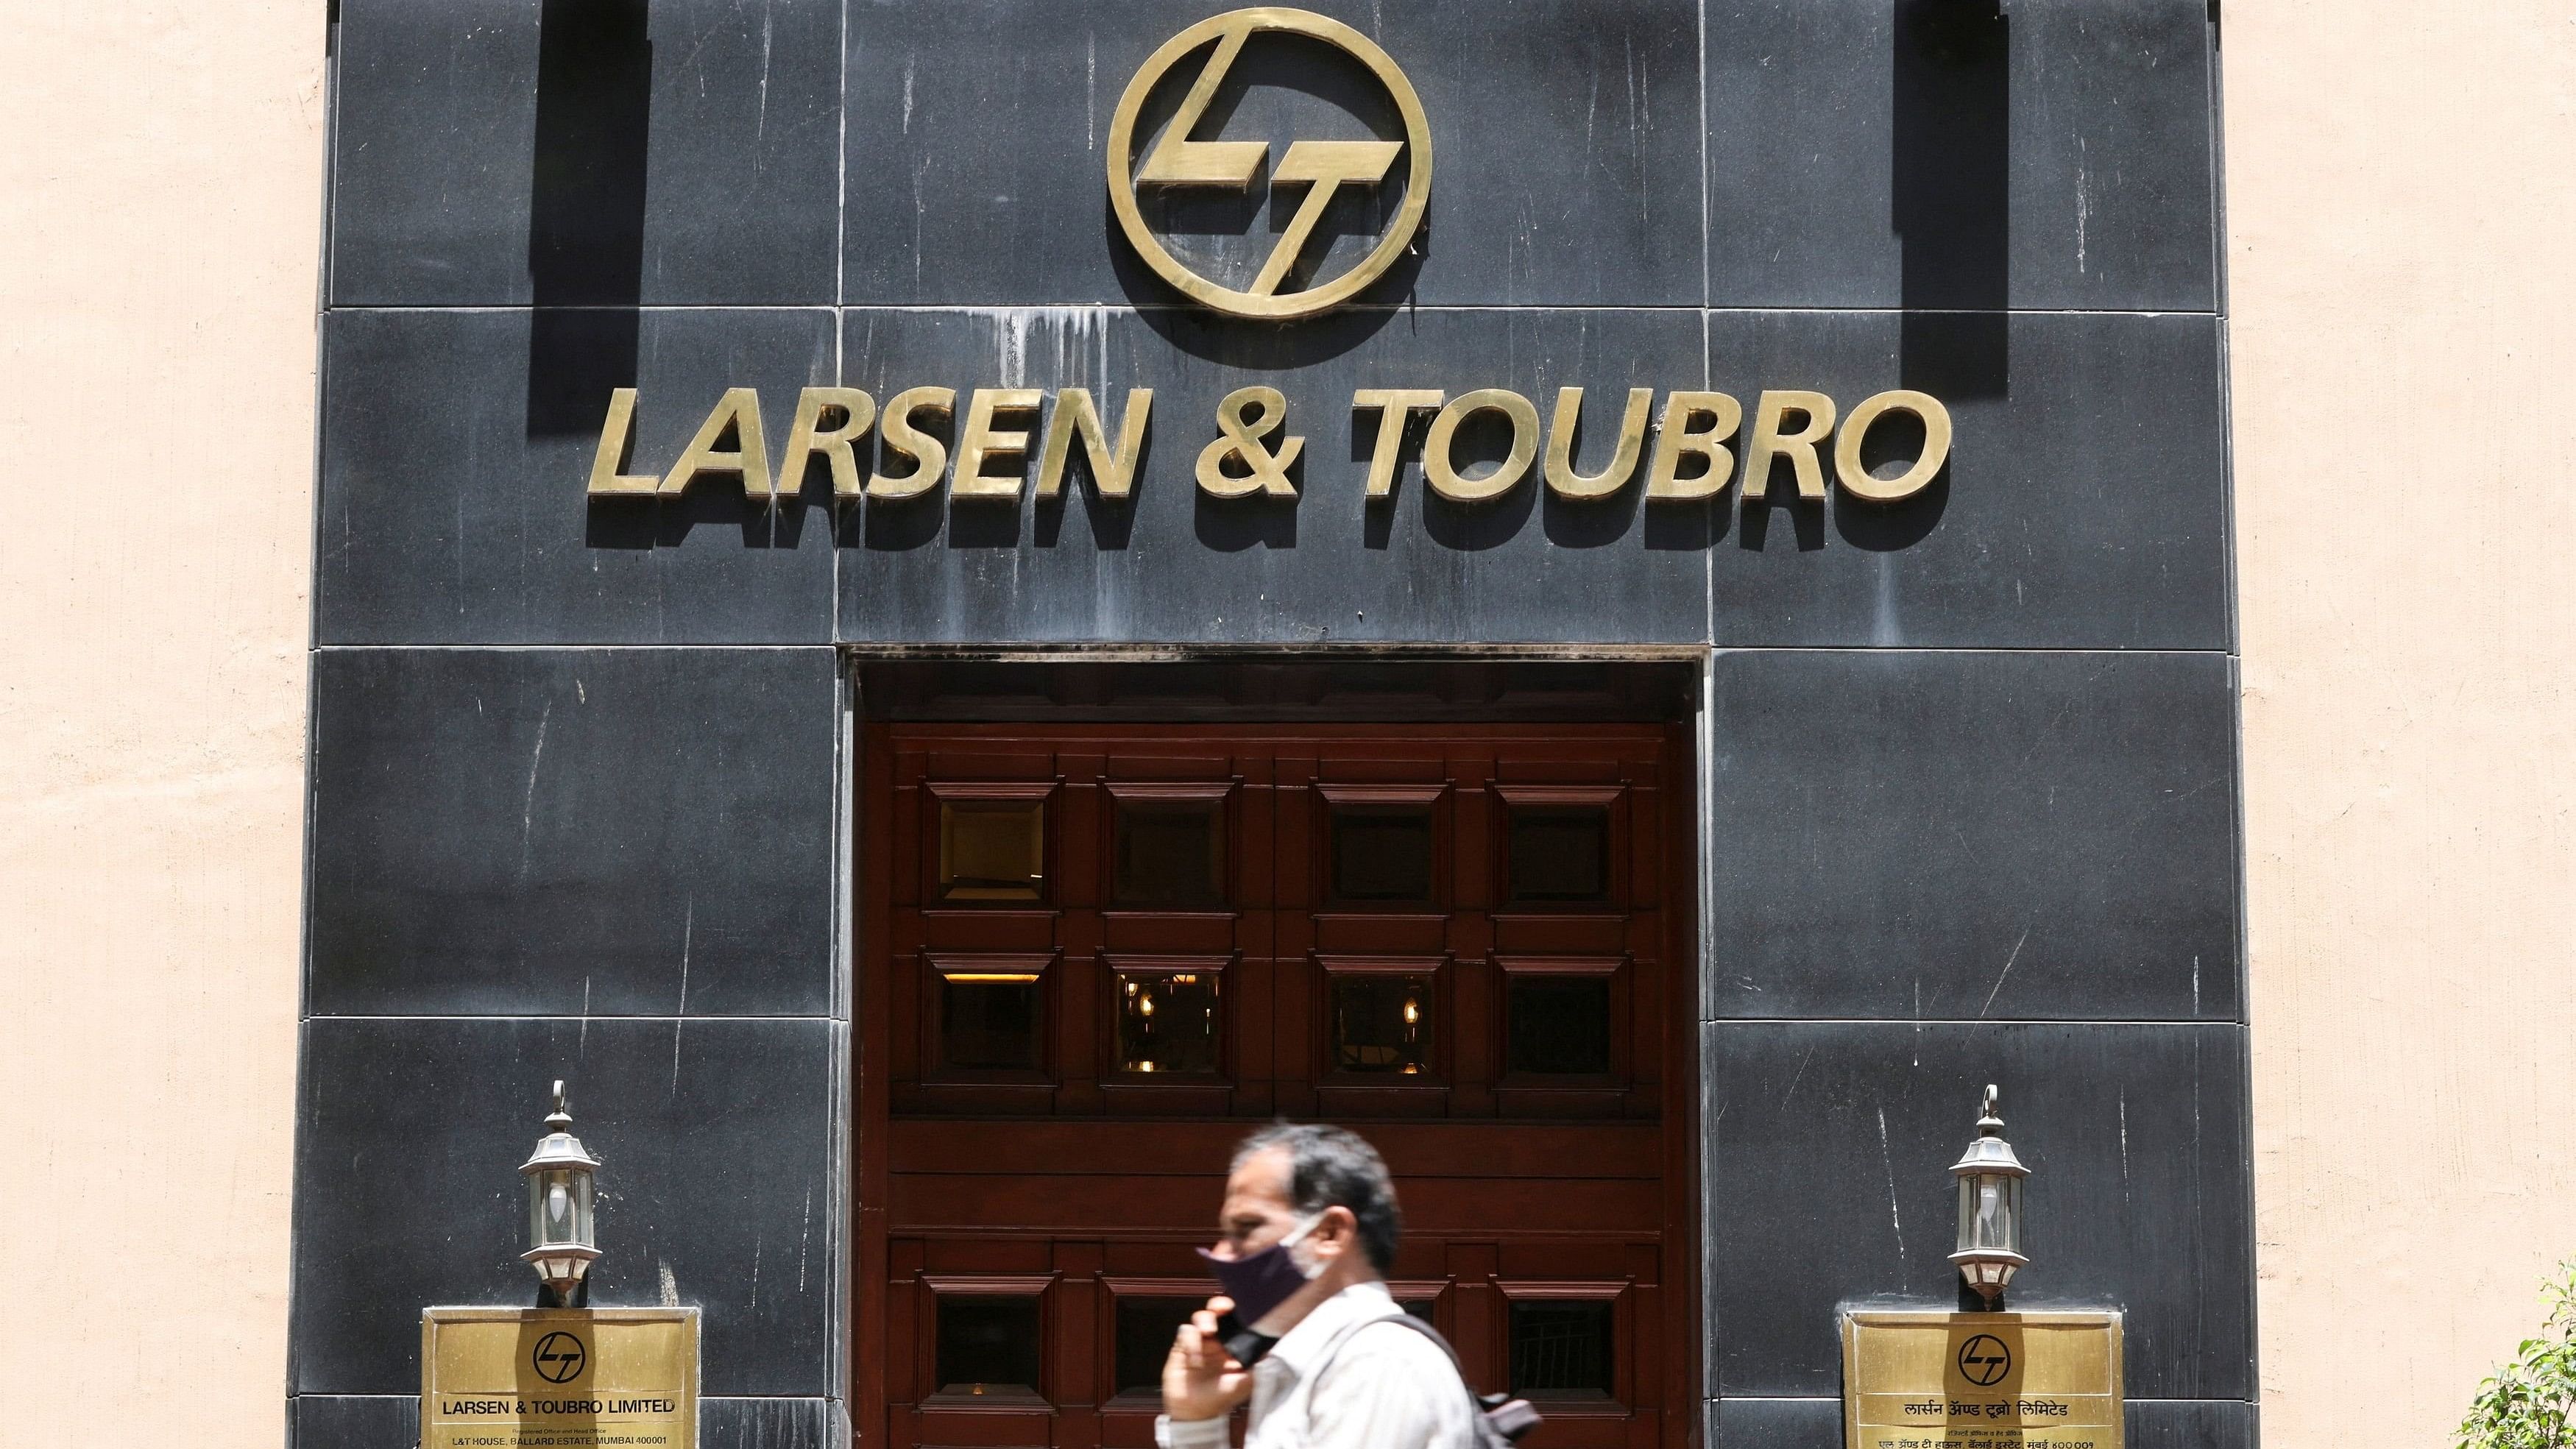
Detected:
[
  {"left": 2230, "top": 1, "right": 2576, "bottom": 1442},
  {"left": 0, "top": 5, "right": 324, "bottom": 1447},
  {"left": 4, "top": 1, "right": 2573, "bottom": 1445}
]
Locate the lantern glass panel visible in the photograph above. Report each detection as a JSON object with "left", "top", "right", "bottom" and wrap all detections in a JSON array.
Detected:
[
  {"left": 528, "top": 1168, "right": 595, "bottom": 1250},
  {"left": 1956, "top": 1174, "right": 2020, "bottom": 1254}
]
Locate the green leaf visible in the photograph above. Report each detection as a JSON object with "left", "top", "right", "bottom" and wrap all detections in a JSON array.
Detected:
[{"left": 2462, "top": 1261, "right": 2576, "bottom": 1449}]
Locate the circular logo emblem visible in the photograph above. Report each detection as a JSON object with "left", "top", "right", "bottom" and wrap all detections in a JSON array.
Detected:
[
  {"left": 1956, "top": 1333, "right": 2012, "bottom": 1388},
  {"left": 1107, "top": 7, "right": 1432, "bottom": 320},
  {"left": 531, "top": 1330, "right": 589, "bottom": 1384}
]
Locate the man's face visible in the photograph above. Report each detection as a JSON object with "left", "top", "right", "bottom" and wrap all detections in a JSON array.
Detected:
[{"left": 1210, "top": 1146, "right": 1300, "bottom": 1262}]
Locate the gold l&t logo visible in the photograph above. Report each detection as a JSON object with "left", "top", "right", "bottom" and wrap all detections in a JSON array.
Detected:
[{"left": 1107, "top": 7, "right": 1433, "bottom": 319}]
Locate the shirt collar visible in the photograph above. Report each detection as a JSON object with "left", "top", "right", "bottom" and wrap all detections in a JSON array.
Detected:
[{"left": 1263, "top": 1280, "right": 1396, "bottom": 1380}]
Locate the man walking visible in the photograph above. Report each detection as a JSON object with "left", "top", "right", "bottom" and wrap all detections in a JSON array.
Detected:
[{"left": 1158, "top": 1122, "right": 1479, "bottom": 1449}]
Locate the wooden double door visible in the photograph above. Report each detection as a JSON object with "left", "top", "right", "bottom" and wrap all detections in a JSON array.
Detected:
[{"left": 857, "top": 723, "right": 1697, "bottom": 1449}]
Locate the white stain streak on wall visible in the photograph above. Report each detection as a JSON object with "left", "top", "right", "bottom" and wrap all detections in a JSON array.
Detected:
[
  {"left": 2231, "top": 2, "right": 2576, "bottom": 1442},
  {"left": 0, "top": 4, "right": 320, "bottom": 1446}
]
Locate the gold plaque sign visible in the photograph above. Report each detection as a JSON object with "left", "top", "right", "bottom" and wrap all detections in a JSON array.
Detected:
[
  {"left": 422, "top": 1307, "right": 698, "bottom": 1449},
  {"left": 1108, "top": 7, "right": 1432, "bottom": 319},
  {"left": 1841, "top": 1311, "right": 2123, "bottom": 1449}
]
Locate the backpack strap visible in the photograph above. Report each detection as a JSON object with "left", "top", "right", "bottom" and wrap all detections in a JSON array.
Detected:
[
  {"left": 1360, "top": 1314, "right": 1544, "bottom": 1445},
  {"left": 1365, "top": 1311, "right": 1468, "bottom": 1375}
]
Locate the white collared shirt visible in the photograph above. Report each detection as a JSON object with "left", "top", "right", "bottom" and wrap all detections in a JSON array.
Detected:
[{"left": 1156, "top": 1281, "right": 1479, "bottom": 1449}]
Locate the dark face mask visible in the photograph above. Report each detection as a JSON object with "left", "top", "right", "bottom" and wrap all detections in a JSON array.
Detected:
[{"left": 1197, "top": 1211, "right": 1324, "bottom": 1328}]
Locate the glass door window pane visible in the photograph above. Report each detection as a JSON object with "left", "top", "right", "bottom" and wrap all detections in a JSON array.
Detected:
[
  {"left": 936, "top": 1294, "right": 1043, "bottom": 1397},
  {"left": 1114, "top": 970, "right": 1221, "bottom": 1074},
  {"left": 1509, "top": 1300, "right": 1615, "bottom": 1400},
  {"left": 1506, "top": 977, "right": 1613, "bottom": 1075},
  {"left": 1331, "top": 974, "right": 1434, "bottom": 1074},
  {"left": 1113, "top": 1298, "right": 1201, "bottom": 1396},
  {"left": 940, "top": 798, "right": 1046, "bottom": 902},
  {"left": 1115, "top": 800, "right": 1225, "bottom": 907},
  {"left": 941, "top": 974, "right": 1042, "bottom": 1071},
  {"left": 1331, "top": 807, "right": 1433, "bottom": 902},
  {"left": 1507, "top": 806, "right": 1609, "bottom": 902}
]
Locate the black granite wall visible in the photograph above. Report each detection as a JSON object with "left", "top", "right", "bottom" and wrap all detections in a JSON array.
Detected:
[{"left": 295, "top": 1, "right": 2246, "bottom": 1446}]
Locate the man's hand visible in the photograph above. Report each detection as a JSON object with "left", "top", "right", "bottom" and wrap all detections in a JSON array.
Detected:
[{"left": 1162, "top": 1294, "right": 1256, "bottom": 1421}]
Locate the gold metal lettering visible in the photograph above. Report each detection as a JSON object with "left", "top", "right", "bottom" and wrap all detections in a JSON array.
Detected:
[
  {"left": 1196, "top": 385, "right": 1303, "bottom": 497},
  {"left": 1544, "top": 386, "right": 1655, "bottom": 500},
  {"left": 1743, "top": 389, "right": 1838, "bottom": 502},
  {"left": 952, "top": 388, "right": 1046, "bottom": 501},
  {"left": 1834, "top": 389, "right": 1953, "bottom": 503},
  {"left": 868, "top": 386, "right": 957, "bottom": 500},
  {"left": 1253, "top": 140, "right": 1406, "bottom": 296},
  {"left": 1036, "top": 388, "right": 1154, "bottom": 500},
  {"left": 1645, "top": 391, "right": 1743, "bottom": 501},
  {"left": 1129, "top": 18, "right": 1401, "bottom": 300},
  {"left": 660, "top": 387, "right": 770, "bottom": 499},
  {"left": 1135, "top": 19, "right": 1265, "bottom": 188},
  {"left": 1352, "top": 389, "right": 1446, "bottom": 498},
  {"left": 1423, "top": 389, "right": 1540, "bottom": 503},
  {"left": 776, "top": 386, "right": 877, "bottom": 500},
  {"left": 586, "top": 388, "right": 659, "bottom": 497},
  {"left": 1108, "top": 9, "right": 1433, "bottom": 320}
]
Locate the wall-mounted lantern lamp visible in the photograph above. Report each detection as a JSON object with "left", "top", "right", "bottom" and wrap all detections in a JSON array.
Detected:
[
  {"left": 1948, "top": 1083, "right": 2028, "bottom": 1305},
  {"left": 520, "top": 1080, "right": 601, "bottom": 1300}
]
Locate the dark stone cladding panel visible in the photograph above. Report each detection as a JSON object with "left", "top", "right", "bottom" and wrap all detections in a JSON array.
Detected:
[
  {"left": 842, "top": 0, "right": 1703, "bottom": 307},
  {"left": 832, "top": 306, "right": 1714, "bottom": 645},
  {"left": 698, "top": 1397, "right": 847, "bottom": 1449},
  {"left": 291, "top": 1017, "right": 839, "bottom": 1397},
  {"left": 291, "top": 1395, "right": 417, "bottom": 1449},
  {"left": 2125, "top": 1400, "right": 2262, "bottom": 1449},
  {"left": 1706, "top": 1399, "right": 1838, "bottom": 1449},
  {"left": 1705, "top": 0, "right": 2218, "bottom": 311},
  {"left": 1701, "top": 1021, "right": 2253, "bottom": 1402},
  {"left": 318, "top": 308, "right": 836, "bottom": 646},
  {"left": 291, "top": 1396, "right": 844, "bottom": 1449},
  {"left": 1704, "top": 650, "right": 2240, "bottom": 1023},
  {"left": 1708, "top": 309, "right": 2229, "bottom": 651},
  {"left": 1705, "top": 1399, "right": 2254, "bottom": 1449},
  {"left": 328, "top": 0, "right": 843, "bottom": 307},
  {"left": 307, "top": 648, "right": 839, "bottom": 1018}
]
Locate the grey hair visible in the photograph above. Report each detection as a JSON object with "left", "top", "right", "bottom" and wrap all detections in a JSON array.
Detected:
[{"left": 1232, "top": 1122, "right": 1403, "bottom": 1273}]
